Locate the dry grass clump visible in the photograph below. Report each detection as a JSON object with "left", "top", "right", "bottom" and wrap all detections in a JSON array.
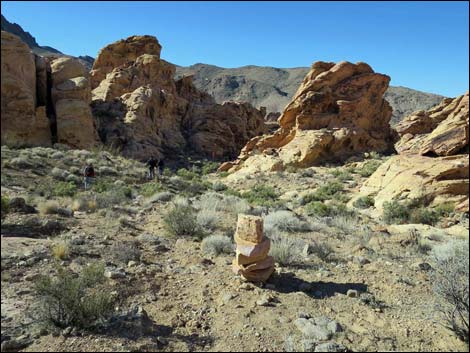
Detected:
[
  {"left": 51, "top": 241, "right": 70, "bottom": 260},
  {"left": 269, "top": 233, "right": 304, "bottom": 266}
]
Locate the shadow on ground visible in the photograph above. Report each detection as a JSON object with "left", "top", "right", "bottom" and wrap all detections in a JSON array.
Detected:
[{"left": 268, "top": 271, "right": 368, "bottom": 299}]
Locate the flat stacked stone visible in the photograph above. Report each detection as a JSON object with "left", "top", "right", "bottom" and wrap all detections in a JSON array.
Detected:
[{"left": 232, "top": 214, "right": 274, "bottom": 282}]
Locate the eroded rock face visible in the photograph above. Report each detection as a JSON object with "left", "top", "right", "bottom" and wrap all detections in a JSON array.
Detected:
[
  {"left": 91, "top": 35, "right": 266, "bottom": 160},
  {"left": 395, "top": 93, "right": 469, "bottom": 156},
  {"left": 1, "top": 31, "right": 51, "bottom": 146},
  {"left": 357, "top": 94, "right": 469, "bottom": 214},
  {"left": 50, "top": 57, "right": 99, "bottom": 149},
  {"left": 359, "top": 154, "right": 469, "bottom": 213},
  {"left": 221, "top": 61, "right": 396, "bottom": 173}
]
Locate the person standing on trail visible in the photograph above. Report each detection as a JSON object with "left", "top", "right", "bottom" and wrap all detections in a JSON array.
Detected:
[
  {"left": 146, "top": 157, "right": 157, "bottom": 180},
  {"left": 83, "top": 163, "right": 95, "bottom": 190},
  {"left": 157, "top": 158, "right": 165, "bottom": 178}
]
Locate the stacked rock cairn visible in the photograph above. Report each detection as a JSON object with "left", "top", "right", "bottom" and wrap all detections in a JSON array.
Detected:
[{"left": 232, "top": 214, "right": 275, "bottom": 282}]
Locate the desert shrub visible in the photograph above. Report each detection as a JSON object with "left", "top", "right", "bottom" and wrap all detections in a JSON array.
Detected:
[
  {"left": 51, "top": 241, "right": 70, "bottom": 260},
  {"left": 305, "top": 201, "right": 330, "bottom": 217},
  {"left": 53, "top": 181, "right": 78, "bottom": 197},
  {"left": 184, "top": 180, "right": 209, "bottom": 196},
  {"left": 51, "top": 167, "right": 69, "bottom": 180},
  {"left": 218, "top": 171, "right": 229, "bottom": 178},
  {"left": 70, "top": 166, "right": 80, "bottom": 175},
  {"left": 98, "top": 166, "right": 118, "bottom": 176},
  {"left": 434, "top": 202, "right": 456, "bottom": 217},
  {"left": 164, "top": 203, "right": 201, "bottom": 238},
  {"left": 269, "top": 234, "right": 303, "bottom": 266},
  {"left": 410, "top": 207, "right": 440, "bottom": 226},
  {"left": 356, "top": 160, "right": 382, "bottom": 177},
  {"left": 110, "top": 241, "right": 141, "bottom": 265},
  {"left": 241, "top": 185, "right": 280, "bottom": 208},
  {"left": 195, "top": 192, "right": 250, "bottom": 219},
  {"left": 66, "top": 174, "right": 81, "bottom": 184},
  {"left": 173, "top": 196, "right": 190, "bottom": 207},
  {"left": 10, "top": 157, "right": 34, "bottom": 169},
  {"left": 93, "top": 179, "right": 114, "bottom": 193},
  {"left": 329, "top": 214, "right": 360, "bottom": 234},
  {"left": 330, "top": 169, "right": 353, "bottom": 182},
  {"left": 147, "top": 191, "right": 173, "bottom": 203},
  {"left": 95, "top": 186, "right": 132, "bottom": 209},
  {"left": 163, "top": 167, "right": 172, "bottom": 177},
  {"left": 51, "top": 151, "right": 64, "bottom": 159},
  {"left": 39, "top": 200, "right": 60, "bottom": 215},
  {"left": 406, "top": 228, "right": 432, "bottom": 254},
  {"left": 382, "top": 200, "right": 410, "bottom": 224},
  {"left": 264, "top": 210, "right": 310, "bottom": 236},
  {"left": 201, "top": 235, "right": 234, "bottom": 256},
  {"left": 432, "top": 239, "right": 469, "bottom": 344},
  {"left": 201, "top": 161, "right": 219, "bottom": 175},
  {"left": 309, "top": 241, "right": 334, "bottom": 262},
  {"left": 353, "top": 196, "right": 375, "bottom": 209},
  {"left": 368, "top": 151, "right": 381, "bottom": 159},
  {"left": 303, "top": 181, "right": 344, "bottom": 202},
  {"left": 72, "top": 195, "right": 97, "bottom": 212},
  {"left": 212, "top": 182, "right": 227, "bottom": 192},
  {"left": 34, "top": 263, "right": 114, "bottom": 329},
  {"left": 139, "top": 182, "right": 163, "bottom": 197},
  {"left": 1, "top": 195, "right": 9, "bottom": 219},
  {"left": 177, "top": 168, "right": 199, "bottom": 181},
  {"left": 196, "top": 208, "right": 218, "bottom": 231}
]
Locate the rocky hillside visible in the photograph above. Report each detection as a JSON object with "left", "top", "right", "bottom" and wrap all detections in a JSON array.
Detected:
[{"left": 175, "top": 64, "right": 445, "bottom": 124}]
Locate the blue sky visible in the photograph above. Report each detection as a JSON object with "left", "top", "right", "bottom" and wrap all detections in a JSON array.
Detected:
[{"left": 2, "top": 1, "right": 469, "bottom": 96}]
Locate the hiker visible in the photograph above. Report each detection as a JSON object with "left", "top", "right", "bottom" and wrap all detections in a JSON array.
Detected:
[
  {"left": 83, "top": 163, "right": 95, "bottom": 190},
  {"left": 157, "top": 158, "right": 165, "bottom": 178},
  {"left": 145, "top": 157, "right": 158, "bottom": 179}
]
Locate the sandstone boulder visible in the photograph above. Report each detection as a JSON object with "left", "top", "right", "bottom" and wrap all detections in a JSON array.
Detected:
[
  {"left": 1, "top": 31, "right": 51, "bottom": 146},
  {"left": 395, "top": 93, "right": 469, "bottom": 156},
  {"left": 222, "top": 61, "right": 396, "bottom": 173},
  {"left": 50, "top": 57, "right": 99, "bottom": 149},
  {"left": 91, "top": 35, "right": 266, "bottom": 160},
  {"left": 358, "top": 154, "right": 469, "bottom": 213}
]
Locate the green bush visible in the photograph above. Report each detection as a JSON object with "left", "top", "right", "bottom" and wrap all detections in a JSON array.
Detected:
[
  {"left": 353, "top": 196, "right": 375, "bottom": 209},
  {"left": 53, "top": 181, "right": 78, "bottom": 197},
  {"left": 35, "top": 263, "right": 114, "bottom": 329},
  {"left": 163, "top": 203, "right": 202, "bottom": 238},
  {"left": 303, "top": 181, "right": 344, "bottom": 202},
  {"left": 139, "top": 182, "right": 163, "bottom": 197},
  {"left": 435, "top": 203, "right": 455, "bottom": 217},
  {"left": 305, "top": 201, "right": 331, "bottom": 217},
  {"left": 241, "top": 185, "right": 280, "bottom": 207},
  {"left": 356, "top": 160, "right": 382, "bottom": 177},
  {"left": 201, "top": 161, "right": 219, "bottom": 175},
  {"left": 95, "top": 186, "right": 133, "bottom": 209},
  {"left": 177, "top": 168, "right": 199, "bottom": 181},
  {"left": 410, "top": 208, "right": 440, "bottom": 226},
  {"left": 93, "top": 179, "right": 114, "bottom": 193},
  {"left": 330, "top": 169, "right": 353, "bottom": 182},
  {"left": 1, "top": 195, "right": 9, "bottom": 219},
  {"left": 383, "top": 200, "right": 410, "bottom": 224}
]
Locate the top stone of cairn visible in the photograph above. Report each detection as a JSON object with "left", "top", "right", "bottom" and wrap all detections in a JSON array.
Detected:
[{"left": 235, "top": 214, "right": 264, "bottom": 244}]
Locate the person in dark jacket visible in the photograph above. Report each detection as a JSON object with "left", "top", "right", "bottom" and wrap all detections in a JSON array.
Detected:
[
  {"left": 146, "top": 157, "right": 158, "bottom": 179},
  {"left": 157, "top": 158, "right": 164, "bottom": 178},
  {"left": 83, "top": 163, "right": 95, "bottom": 190}
]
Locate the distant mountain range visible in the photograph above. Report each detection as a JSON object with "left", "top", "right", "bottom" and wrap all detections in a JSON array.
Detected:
[
  {"left": 2, "top": 14, "right": 446, "bottom": 124},
  {"left": 175, "top": 64, "right": 446, "bottom": 125}
]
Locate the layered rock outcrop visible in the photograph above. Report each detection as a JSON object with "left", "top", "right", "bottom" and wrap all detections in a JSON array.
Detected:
[
  {"left": 1, "top": 31, "right": 51, "bottom": 146},
  {"left": 232, "top": 215, "right": 274, "bottom": 283},
  {"left": 91, "top": 35, "right": 266, "bottom": 160},
  {"left": 50, "top": 57, "right": 99, "bottom": 148},
  {"left": 1, "top": 31, "right": 98, "bottom": 149},
  {"left": 220, "top": 61, "right": 396, "bottom": 173},
  {"left": 358, "top": 94, "right": 469, "bottom": 214}
]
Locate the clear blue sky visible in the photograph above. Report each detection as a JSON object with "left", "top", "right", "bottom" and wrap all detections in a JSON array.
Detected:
[{"left": 2, "top": 1, "right": 469, "bottom": 97}]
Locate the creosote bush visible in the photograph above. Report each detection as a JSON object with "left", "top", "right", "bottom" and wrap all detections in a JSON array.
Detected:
[
  {"left": 240, "top": 185, "right": 280, "bottom": 208},
  {"left": 35, "top": 263, "right": 115, "bottom": 330}
]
